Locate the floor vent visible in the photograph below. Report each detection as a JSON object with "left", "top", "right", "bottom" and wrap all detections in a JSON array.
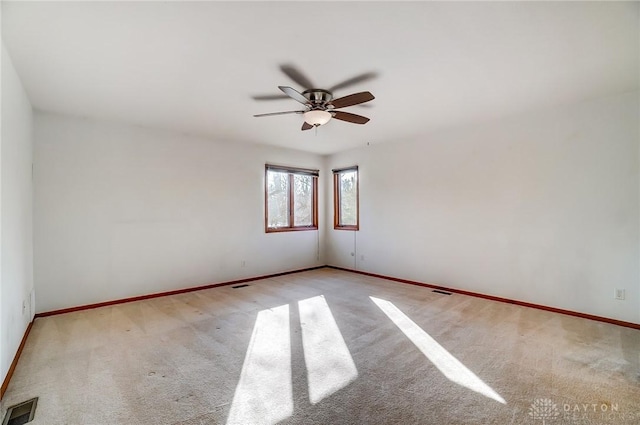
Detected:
[
  {"left": 432, "top": 290, "right": 452, "bottom": 295},
  {"left": 232, "top": 284, "right": 250, "bottom": 289},
  {"left": 2, "top": 398, "right": 38, "bottom": 425}
]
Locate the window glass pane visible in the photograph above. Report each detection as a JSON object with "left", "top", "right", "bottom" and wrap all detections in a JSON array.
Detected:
[
  {"left": 293, "top": 174, "right": 313, "bottom": 226},
  {"left": 339, "top": 171, "right": 357, "bottom": 226},
  {"left": 267, "top": 170, "right": 289, "bottom": 228}
]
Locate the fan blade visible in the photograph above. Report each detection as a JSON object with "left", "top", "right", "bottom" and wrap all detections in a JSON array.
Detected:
[
  {"left": 302, "top": 122, "right": 313, "bottom": 131},
  {"left": 328, "top": 72, "right": 378, "bottom": 92},
  {"left": 279, "top": 86, "right": 309, "bottom": 105},
  {"left": 253, "top": 110, "right": 305, "bottom": 117},
  {"left": 280, "top": 64, "right": 314, "bottom": 89},
  {"left": 331, "top": 91, "right": 375, "bottom": 109},
  {"left": 252, "top": 94, "right": 290, "bottom": 101},
  {"left": 332, "top": 111, "right": 370, "bottom": 125}
]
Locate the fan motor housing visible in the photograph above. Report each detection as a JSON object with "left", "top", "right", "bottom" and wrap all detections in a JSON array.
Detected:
[{"left": 303, "top": 89, "right": 333, "bottom": 107}]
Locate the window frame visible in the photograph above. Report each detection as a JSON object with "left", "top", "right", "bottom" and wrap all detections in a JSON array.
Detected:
[
  {"left": 265, "top": 164, "right": 319, "bottom": 233},
  {"left": 333, "top": 166, "right": 359, "bottom": 231}
]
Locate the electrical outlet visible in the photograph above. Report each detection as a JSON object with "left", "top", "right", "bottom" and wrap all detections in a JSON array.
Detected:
[
  {"left": 241, "top": 260, "right": 246, "bottom": 268},
  {"left": 360, "top": 255, "right": 365, "bottom": 261},
  {"left": 614, "top": 289, "right": 625, "bottom": 300},
  {"left": 22, "top": 300, "right": 26, "bottom": 315}
]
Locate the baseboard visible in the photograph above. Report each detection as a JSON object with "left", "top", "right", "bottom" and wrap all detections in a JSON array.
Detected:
[
  {"left": 1, "top": 320, "right": 34, "bottom": 400},
  {"left": 35, "top": 264, "right": 640, "bottom": 328},
  {"left": 328, "top": 266, "right": 640, "bottom": 330},
  {"left": 35, "top": 265, "right": 326, "bottom": 318}
]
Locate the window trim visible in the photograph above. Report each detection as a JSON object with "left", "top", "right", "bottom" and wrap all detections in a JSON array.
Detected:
[
  {"left": 265, "top": 164, "right": 319, "bottom": 233},
  {"left": 333, "top": 166, "right": 359, "bottom": 231}
]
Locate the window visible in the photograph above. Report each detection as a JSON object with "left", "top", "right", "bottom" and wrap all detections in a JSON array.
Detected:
[
  {"left": 265, "top": 164, "right": 318, "bottom": 232},
  {"left": 333, "top": 166, "right": 359, "bottom": 230}
]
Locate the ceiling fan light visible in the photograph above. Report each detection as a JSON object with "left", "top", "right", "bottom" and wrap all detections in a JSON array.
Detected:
[{"left": 303, "top": 110, "right": 332, "bottom": 126}]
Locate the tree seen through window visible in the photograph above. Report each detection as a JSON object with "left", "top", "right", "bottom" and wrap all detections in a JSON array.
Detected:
[{"left": 266, "top": 165, "right": 318, "bottom": 232}]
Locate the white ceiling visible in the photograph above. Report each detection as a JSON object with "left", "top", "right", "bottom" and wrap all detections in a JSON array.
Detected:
[{"left": 2, "top": 1, "right": 638, "bottom": 155}]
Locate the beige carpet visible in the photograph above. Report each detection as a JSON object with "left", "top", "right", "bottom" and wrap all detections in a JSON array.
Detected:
[{"left": 2, "top": 268, "right": 639, "bottom": 424}]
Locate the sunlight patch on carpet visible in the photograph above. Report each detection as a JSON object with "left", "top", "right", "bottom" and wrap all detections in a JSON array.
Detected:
[
  {"left": 226, "top": 304, "right": 293, "bottom": 425},
  {"left": 370, "top": 296, "right": 506, "bottom": 404},
  {"left": 299, "top": 295, "right": 358, "bottom": 404}
]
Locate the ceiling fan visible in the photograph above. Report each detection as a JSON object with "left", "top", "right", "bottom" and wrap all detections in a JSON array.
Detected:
[{"left": 253, "top": 64, "right": 376, "bottom": 131}]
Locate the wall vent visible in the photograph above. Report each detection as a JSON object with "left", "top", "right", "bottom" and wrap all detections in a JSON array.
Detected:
[
  {"left": 232, "top": 284, "right": 250, "bottom": 289},
  {"left": 432, "top": 290, "right": 452, "bottom": 295},
  {"left": 2, "top": 397, "right": 38, "bottom": 425}
]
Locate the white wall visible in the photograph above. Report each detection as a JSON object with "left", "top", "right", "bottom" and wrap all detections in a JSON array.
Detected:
[
  {"left": 28, "top": 91, "right": 640, "bottom": 324},
  {"left": 34, "top": 112, "right": 325, "bottom": 313},
  {"left": 1, "top": 43, "right": 34, "bottom": 385},
  {"left": 326, "top": 91, "right": 640, "bottom": 324}
]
